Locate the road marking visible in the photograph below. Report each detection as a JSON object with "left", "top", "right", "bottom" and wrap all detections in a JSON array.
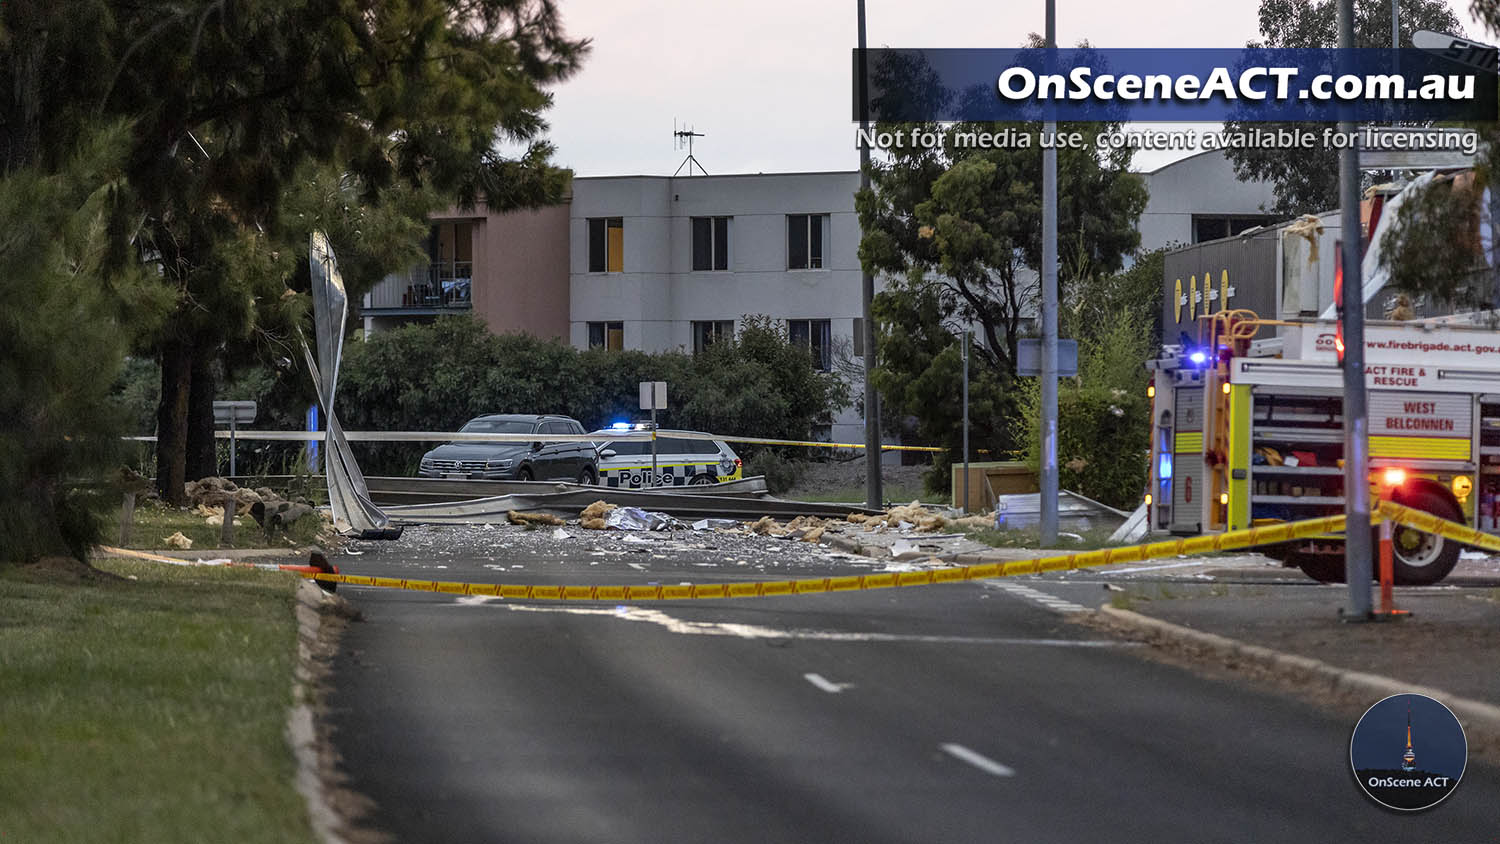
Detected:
[
  {"left": 486, "top": 604, "right": 1134, "bottom": 646},
  {"left": 941, "top": 743, "right": 1015, "bottom": 777},
  {"left": 985, "top": 581, "right": 1089, "bottom": 614},
  {"left": 803, "top": 673, "right": 854, "bottom": 693},
  {"left": 627, "top": 563, "right": 647, "bottom": 571},
  {"left": 1095, "top": 560, "right": 1215, "bottom": 575}
]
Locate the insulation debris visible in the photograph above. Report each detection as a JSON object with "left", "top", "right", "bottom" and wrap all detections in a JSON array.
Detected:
[
  {"left": 163, "top": 531, "right": 193, "bottom": 550},
  {"left": 507, "top": 510, "right": 566, "bottom": 527}
]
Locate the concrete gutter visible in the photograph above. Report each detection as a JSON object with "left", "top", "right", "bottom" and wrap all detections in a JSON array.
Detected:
[
  {"left": 290, "top": 579, "right": 353, "bottom": 844},
  {"left": 1097, "top": 605, "right": 1500, "bottom": 747}
]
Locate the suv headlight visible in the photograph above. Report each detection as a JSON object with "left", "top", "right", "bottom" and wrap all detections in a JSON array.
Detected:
[
  {"left": 487, "top": 459, "right": 513, "bottom": 470},
  {"left": 420, "top": 458, "right": 434, "bottom": 468}
]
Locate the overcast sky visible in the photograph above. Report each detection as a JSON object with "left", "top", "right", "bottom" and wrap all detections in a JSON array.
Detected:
[{"left": 539, "top": 0, "right": 1488, "bottom": 176}]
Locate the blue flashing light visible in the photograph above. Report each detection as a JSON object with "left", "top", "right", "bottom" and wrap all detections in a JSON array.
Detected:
[
  {"left": 1188, "top": 351, "right": 1207, "bottom": 366},
  {"left": 1158, "top": 453, "right": 1173, "bottom": 480},
  {"left": 610, "top": 421, "right": 632, "bottom": 430}
]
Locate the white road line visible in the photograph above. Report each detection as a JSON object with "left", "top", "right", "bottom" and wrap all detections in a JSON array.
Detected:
[
  {"left": 987, "top": 581, "right": 1089, "bottom": 614},
  {"left": 1097, "top": 560, "right": 1212, "bottom": 575},
  {"left": 627, "top": 562, "right": 647, "bottom": 571},
  {"left": 488, "top": 604, "right": 1133, "bottom": 646},
  {"left": 940, "top": 743, "right": 1015, "bottom": 777},
  {"left": 803, "top": 673, "right": 853, "bottom": 693}
]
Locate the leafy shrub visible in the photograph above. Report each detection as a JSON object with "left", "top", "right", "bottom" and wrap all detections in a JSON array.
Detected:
[
  {"left": 335, "top": 314, "right": 850, "bottom": 476},
  {"left": 742, "top": 451, "right": 803, "bottom": 495}
]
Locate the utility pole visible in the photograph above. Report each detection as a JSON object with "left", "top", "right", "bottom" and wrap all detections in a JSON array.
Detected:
[
  {"left": 962, "top": 330, "right": 971, "bottom": 514},
  {"left": 858, "top": 0, "right": 883, "bottom": 509},
  {"left": 1340, "top": 0, "right": 1374, "bottom": 619},
  {"left": 1040, "top": 0, "right": 1060, "bottom": 545}
]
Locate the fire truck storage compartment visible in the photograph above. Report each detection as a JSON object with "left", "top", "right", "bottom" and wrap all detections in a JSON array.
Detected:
[
  {"left": 1480, "top": 400, "right": 1500, "bottom": 531},
  {"left": 1250, "top": 390, "right": 1345, "bottom": 522},
  {"left": 1169, "top": 384, "right": 1204, "bottom": 533}
]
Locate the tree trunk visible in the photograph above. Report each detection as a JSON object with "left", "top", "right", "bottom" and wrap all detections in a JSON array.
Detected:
[
  {"left": 185, "top": 351, "right": 218, "bottom": 481},
  {"left": 155, "top": 338, "right": 193, "bottom": 505}
]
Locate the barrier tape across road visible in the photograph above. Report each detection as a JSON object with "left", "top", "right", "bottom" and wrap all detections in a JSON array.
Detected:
[
  {"left": 283, "top": 512, "right": 1352, "bottom": 600},
  {"left": 106, "top": 504, "right": 1486, "bottom": 600}
]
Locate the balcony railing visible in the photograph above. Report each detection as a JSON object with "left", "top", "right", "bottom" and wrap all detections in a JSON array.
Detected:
[{"left": 365, "top": 260, "right": 473, "bottom": 310}]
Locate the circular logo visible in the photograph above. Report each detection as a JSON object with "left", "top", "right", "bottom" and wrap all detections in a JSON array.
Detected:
[{"left": 1350, "top": 693, "right": 1466, "bottom": 812}]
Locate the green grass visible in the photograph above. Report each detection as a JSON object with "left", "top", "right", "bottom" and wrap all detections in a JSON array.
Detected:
[
  {"left": 0, "top": 559, "right": 317, "bottom": 844},
  {"left": 118, "top": 501, "right": 326, "bottom": 551}
]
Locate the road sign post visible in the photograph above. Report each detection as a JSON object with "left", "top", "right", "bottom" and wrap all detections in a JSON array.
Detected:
[
  {"left": 213, "top": 400, "right": 257, "bottom": 477},
  {"left": 640, "top": 381, "right": 667, "bottom": 487}
]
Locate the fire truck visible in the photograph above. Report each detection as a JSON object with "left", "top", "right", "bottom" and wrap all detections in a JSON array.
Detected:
[{"left": 1147, "top": 310, "right": 1500, "bottom": 585}]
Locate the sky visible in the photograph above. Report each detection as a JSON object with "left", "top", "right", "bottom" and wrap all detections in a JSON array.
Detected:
[{"left": 538, "top": 0, "right": 1490, "bottom": 177}]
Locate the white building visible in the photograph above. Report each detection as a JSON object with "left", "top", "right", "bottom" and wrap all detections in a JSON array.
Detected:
[
  {"left": 568, "top": 171, "right": 868, "bottom": 442},
  {"left": 1137, "top": 149, "right": 1279, "bottom": 253},
  {"left": 360, "top": 153, "right": 1277, "bottom": 445}
]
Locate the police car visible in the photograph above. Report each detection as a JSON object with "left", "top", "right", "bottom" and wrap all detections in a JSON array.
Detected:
[{"left": 588, "top": 424, "right": 742, "bottom": 488}]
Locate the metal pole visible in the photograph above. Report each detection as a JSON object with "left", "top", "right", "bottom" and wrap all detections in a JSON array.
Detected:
[
  {"left": 858, "top": 0, "right": 883, "bottom": 510},
  {"left": 229, "top": 415, "right": 237, "bottom": 478},
  {"left": 1340, "top": 0, "right": 1373, "bottom": 619},
  {"left": 962, "top": 330, "right": 971, "bottom": 514},
  {"left": 651, "top": 385, "right": 659, "bottom": 488},
  {"left": 1040, "top": 0, "right": 1060, "bottom": 546},
  {"left": 1392, "top": 0, "right": 1399, "bottom": 49}
]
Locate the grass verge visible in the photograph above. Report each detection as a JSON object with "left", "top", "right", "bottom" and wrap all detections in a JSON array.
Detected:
[
  {"left": 0, "top": 558, "right": 316, "bottom": 844},
  {"left": 120, "top": 500, "right": 327, "bottom": 552}
]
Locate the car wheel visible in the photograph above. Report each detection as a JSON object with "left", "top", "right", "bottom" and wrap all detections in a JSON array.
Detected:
[
  {"left": 518, "top": 466, "right": 534, "bottom": 482},
  {"left": 577, "top": 467, "right": 597, "bottom": 486},
  {"left": 688, "top": 473, "right": 714, "bottom": 485},
  {"left": 1386, "top": 486, "right": 1462, "bottom": 586}
]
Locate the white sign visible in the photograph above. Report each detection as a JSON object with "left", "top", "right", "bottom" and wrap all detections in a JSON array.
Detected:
[
  {"left": 639, "top": 381, "right": 667, "bottom": 410},
  {"left": 1292, "top": 324, "right": 1500, "bottom": 369},
  {"left": 1369, "top": 391, "right": 1471, "bottom": 438}
]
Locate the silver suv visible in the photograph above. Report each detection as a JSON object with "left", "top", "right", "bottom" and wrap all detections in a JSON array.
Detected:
[{"left": 419, "top": 414, "right": 597, "bottom": 483}]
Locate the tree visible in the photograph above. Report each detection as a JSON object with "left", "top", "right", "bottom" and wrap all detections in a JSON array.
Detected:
[
  {"left": 1376, "top": 1, "right": 1500, "bottom": 310},
  {"left": 334, "top": 315, "right": 851, "bottom": 476},
  {"left": 2, "top": 1, "right": 589, "bottom": 505},
  {"left": 857, "top": 60, "right": 1148, "bottom": 489},
  {"left": 0, "top": 126, "right": 170, "bottom": 563},
  {"left": 1224, "top": 0, "right": 1465, "bottom": 216}
]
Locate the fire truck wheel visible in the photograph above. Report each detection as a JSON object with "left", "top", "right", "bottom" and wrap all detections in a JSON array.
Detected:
[{"left": 1386, "top": 486, "right": 1462, "bottom": 586}]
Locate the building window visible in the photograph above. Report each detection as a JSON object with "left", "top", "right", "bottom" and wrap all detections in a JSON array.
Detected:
[
  {"left": 788, "top": 318, "right": 832, "bottom": 370},
  {"left": 588, "top": 321, "right": 624, "bottom": 351},
  {"left": 692, "top": 320, "right": 734, "bottom": 354},
  {"left": 787, "top": 214, "right": 829, "bottom": 270},
  {"left": 692, "top": 216, "right": 730, "bottom": 271},
  {"left": 1191, "top": 214, "right": 1277, "bottom": 244},
  {"left": 588, "top": 217, "right": 624, "bottom": 272}
]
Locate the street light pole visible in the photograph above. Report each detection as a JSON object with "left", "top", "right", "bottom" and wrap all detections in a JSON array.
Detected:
[
  {"left": 858, "top": 0, "right": 883, "bottom": 510},
  {"left": 1040, "top": 0, "right": 1060, "bottom": 546},
  {"left": 1339, "top": 0, "right": 1374, "bottom": 619}
]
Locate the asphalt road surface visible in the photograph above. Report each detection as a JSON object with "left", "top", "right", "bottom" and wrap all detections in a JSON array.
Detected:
[{"left": 326, "top": 526, "right": 1500, "bottom": 843}]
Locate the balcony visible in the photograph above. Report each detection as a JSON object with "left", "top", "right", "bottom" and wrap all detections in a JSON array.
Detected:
[{"left": 365, "top": 261, "right": 473, "bottom": 312}]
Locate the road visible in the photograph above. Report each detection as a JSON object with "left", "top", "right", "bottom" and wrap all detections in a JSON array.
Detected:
[{"left": 325, "top": 526, "right": 1500, "bottom": 843}]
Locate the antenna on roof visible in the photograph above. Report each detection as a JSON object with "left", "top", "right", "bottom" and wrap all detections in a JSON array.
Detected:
[{"left": 673, "top": 119, "right": 707, "bottom": 177}]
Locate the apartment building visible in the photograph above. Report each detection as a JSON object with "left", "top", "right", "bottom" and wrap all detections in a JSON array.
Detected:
[{"left": 360, "top": 153, "right": 1275, "bottom": 444}]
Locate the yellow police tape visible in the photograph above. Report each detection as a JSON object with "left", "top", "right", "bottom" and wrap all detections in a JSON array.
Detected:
[
  {"left": 295, "top": 511, "right": 1355, "bottom": 600},
  {"left": 1377, "top": 500, "right": 1500, "bottom": 554}
]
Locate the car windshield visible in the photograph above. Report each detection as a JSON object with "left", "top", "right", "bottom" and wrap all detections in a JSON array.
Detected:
[{"left": 459, "top": 419, "right": 535, "bottom": 434}]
